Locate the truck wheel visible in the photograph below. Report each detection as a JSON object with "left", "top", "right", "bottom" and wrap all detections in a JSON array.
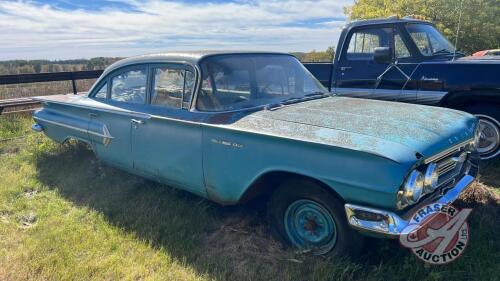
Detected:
[
  {"left": 267, "top": 179, "right": 363, "bottom": 256},
  {"left": 466, "top": 106, "right": 500, "bottom": 160}
]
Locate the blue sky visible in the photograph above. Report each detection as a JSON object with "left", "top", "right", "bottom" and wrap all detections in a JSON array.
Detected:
[{"left": 0, "top": 0, "right": 353, "bottom": 60}]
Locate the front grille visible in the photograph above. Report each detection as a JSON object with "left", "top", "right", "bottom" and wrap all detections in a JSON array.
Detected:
[
  {"left": 438, "top": 158, "right": 458, "bottom": 175},
  {"left": 433, "top": 143, "right": 471, "bottom": 189}
]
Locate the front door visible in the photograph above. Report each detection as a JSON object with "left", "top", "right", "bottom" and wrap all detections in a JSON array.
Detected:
[
  {"left": 335, "top": 25, "right": 418, "bottom": 102},
  {"left": 376, "top": 27, "right": 418, "bottom": 102},
  {"left": 131, "top": 64, "right": 206, "bottom": 196},
  {"left": 335, "top": 26, "right": 393, "bottom": 98}
]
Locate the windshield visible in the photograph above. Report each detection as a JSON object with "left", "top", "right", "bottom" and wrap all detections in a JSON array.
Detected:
[
  {"left": 196, "top": 54, "right": 328, "bottom": 112},
  {"left": 406, "top": 24, "right": 455, "bottom": 56}
]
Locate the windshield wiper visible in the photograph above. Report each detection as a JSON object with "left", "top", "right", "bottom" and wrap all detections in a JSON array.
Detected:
[
  {"left": 432, "top": 49, "right": 453, "bottom": 55},
  {"left": 304, "top": 91, "right": 331, "bottom": 98},
  {"left": 280, "top": 92, "right": 329, "bottom": 105},
  {"left": 433, "top": 49, "right": 466, "bottom": 56},
  {"left": 265, "top": 92, "right": 330, "bottom": 110}
]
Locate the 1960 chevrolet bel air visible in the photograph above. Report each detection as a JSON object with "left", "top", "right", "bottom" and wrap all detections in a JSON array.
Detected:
[{"left": 32, "top": 51, "right": 480, "bottom": 255}]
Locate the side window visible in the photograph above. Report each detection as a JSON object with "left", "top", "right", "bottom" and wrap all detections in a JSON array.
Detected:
[
  {"left": 256, "top": 65, "right": 288, "bottom": 95},
  {"left": 151, "top": 67, "right": 195, "bottom": 109},
  {"left": 93, "top": 82, "right": 108, "bottom": 99},
  {"left": 198, "top": 64, "right": 251, "bottom": 111},
  {"left": 394, "top": 34, "right": 411, "bottom": 59},
  {"left": 409, "top": 31, "right": 432, "bottom": 56},
  {"left": 183, "top": 71, "right": 195, "bottom": 108},
  {"left": 346, "top": 27, "right": 391, "bottom": 60},
  {"left": 110, "top": 68, "right": 147, "bottom": 104}
]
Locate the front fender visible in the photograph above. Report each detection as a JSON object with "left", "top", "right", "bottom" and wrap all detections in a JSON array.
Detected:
[{"left": 202, "top": 125, "right": 413, "bottom": 209}]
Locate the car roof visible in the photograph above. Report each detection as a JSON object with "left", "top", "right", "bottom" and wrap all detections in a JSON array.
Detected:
[
  {"left": 345, "top": 17, "right": 429, "bottom": 29},
  {"left": 103, "top": 50, "right": 293, "bottom": 75}
]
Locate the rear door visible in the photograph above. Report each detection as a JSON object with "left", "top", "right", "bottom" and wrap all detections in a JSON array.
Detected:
[{"left": 88, "top": 65, "right": 148, "bottom": 170}]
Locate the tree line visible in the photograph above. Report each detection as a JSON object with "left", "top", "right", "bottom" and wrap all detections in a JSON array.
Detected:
[{"left": 0, "top": 57, "right": 121, "bottom": 75}]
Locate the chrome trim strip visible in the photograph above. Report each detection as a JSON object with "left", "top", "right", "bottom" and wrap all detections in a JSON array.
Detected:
[
  {"left": 416, "top": 90, "right": 448, "bottom": 105},
  {"left": 424, "top": 139, "right": 472, "bottom": 164},
  {"left": 334, "top": 88, "right": 418, "bottom": 102},
  {"left": 34, "top": 116, "right": 114, "bottom": 139},
  {"left": 334, "top": 87, "right": 372, "bottom": 97},
  {"left": 34, "top": 98, "right": 152, "bottom": 120},
  {"left": 345, "top": 174, "right": 475, "bottom": 238}
]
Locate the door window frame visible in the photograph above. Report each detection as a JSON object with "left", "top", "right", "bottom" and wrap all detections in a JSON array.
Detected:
[
  {"left": 109, "top": 65, "right": 149, "bottom": 105},
  {"left": 342, "top": 24, "right": 394, "bottom": 62},
  {"left": 89, "top": 64, "right": 151, "bottom": 102},
  {"left": 88, "top": 62, "right": 198, "bottom": 111},
  {"left": 147, "top": 63, "right": 197, "bottom": 110},
  {"left": 393, "top": 25, "right": 419, "bottom": 63},
  {"left": 341, "top": 24, "right": 418, "bottom": 64}
]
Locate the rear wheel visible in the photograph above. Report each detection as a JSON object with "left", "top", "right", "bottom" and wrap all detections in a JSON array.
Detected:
[
  {"left": 267, "top": 179, "right": 363, "bottom": 256},
  {"left": 465, "top": 106, "right": 500, "bottom": 160}
]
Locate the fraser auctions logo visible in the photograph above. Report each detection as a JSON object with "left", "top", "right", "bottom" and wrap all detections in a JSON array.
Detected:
[{"left": 399, "top": 203, "right": 472, "bottom": 264}]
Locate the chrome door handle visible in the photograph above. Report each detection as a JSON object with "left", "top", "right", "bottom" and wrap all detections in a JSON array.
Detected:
[
  {"left": 340, "top": 66, "right": 352, "bottom": 71},
  {"left": 131, "top": 119, "right": 144, "bottom": 125}
]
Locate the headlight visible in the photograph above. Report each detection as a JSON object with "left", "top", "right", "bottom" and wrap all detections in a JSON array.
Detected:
[
  {"left": 399, "top": 170, "right": 424, "bottom": 206},
  {"left": 423, "top": 163, "right": 439, "bottom": 193}
]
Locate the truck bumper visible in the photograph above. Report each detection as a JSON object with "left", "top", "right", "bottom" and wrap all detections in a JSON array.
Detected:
[{"left": 344, "top": 161, "right": 478, "bottom": 238}]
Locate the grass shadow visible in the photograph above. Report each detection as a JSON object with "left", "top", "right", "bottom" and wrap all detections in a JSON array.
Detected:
[
  {"left": 33, "top": 142, "right": 500, "bottom": 281},
  {"left": 479, "top": 158, "right": 500, "bottom": 187}
]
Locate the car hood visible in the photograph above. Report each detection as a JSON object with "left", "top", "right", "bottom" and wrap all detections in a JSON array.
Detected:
[
  {"left": 458, "top": 56, "right": 500, "bottom": 61},
  {"left": 229, "top": 97, "right": 477, "bottom": 163},
  {"left": 425, "top": 56, "right": 500, "bottom": 64}
]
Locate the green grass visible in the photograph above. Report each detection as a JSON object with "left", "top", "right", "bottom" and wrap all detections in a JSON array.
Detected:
[{"left": 0, "top": 115, "right": 499, "bottom": 281}]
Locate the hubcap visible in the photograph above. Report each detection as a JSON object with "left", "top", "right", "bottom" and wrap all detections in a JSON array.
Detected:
[
  {"left": 284, "top": 199, "right": 337, "bottom": 254},
  {"left": 476, "top": 115, "right": 500, "bottom": 159}
]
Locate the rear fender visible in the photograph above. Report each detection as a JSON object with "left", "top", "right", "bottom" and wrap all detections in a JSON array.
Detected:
[{"left": 33, "top": 108, "right": 90, "bottom": 143}]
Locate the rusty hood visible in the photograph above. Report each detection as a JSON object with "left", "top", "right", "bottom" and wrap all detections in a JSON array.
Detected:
[{"left": 230, "top": 97, "right": 477, "bottom": 162}]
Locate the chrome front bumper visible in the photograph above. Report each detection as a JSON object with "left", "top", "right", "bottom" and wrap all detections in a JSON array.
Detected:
[{"left": 344, "top": 173, "right": 476, "bottom": 238}]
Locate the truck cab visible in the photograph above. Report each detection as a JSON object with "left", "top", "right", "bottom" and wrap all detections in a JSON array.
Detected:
[{"left": 305, "top": 16, "right": 500, "bottom": 160}]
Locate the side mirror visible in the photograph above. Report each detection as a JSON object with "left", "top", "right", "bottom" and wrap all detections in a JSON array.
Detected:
[{"left": 373, "top": 47, "right": 393, "bottom": 64}]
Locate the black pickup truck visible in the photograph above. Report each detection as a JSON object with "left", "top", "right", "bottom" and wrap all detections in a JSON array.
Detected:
[{"left": 304, "top": 17, "right": 500, "bottom": 160}]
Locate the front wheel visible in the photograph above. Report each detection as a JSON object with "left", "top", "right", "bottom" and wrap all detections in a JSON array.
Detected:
[
  {"left": 476, "top": 115, "right": 500, "bottom": 160},
  {"left": 267, "top": 179, "right": 363, "bottom": 256},
  {"left": 466, "top": 105, "right": 500, "bottom": 160}
]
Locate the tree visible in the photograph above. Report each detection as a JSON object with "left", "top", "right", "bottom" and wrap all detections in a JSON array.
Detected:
[
  {"left": 345, "top": 0, "right": 500, "bottom": 54},
  {"left": 301, "top": 46, "right": 336, "bottom": 62}
]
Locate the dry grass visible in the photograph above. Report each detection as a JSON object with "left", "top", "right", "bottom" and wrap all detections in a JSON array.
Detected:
[{"left": 0, "top": 79, "right": 96, "bottom": 100}]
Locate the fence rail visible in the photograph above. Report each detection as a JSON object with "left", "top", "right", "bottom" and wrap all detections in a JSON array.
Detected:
[
  {"left": 0, "top": 63, "right": 330, "bottom": 115},
  {"left": 0, "top": 70, "right": 103, "bottom": 114}
]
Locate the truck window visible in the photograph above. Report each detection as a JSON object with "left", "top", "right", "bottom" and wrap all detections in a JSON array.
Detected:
[
  {"left": 346, "top": 27, "right": 392, "bottom": 60},
  {"left": 406, "top": 24, "right": 454, "bottom": 56},
  {"left": 395, "top": 34, "right": 411, "bottom": 59}
]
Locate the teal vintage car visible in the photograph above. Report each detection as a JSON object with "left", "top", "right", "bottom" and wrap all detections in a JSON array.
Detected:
[{"left": 32, "top": 51, "right": 480, "bottom": 255}]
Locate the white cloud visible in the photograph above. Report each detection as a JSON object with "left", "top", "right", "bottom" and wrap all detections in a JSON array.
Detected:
[{"left": 0, "top": 0, "right": 352, "bottom": 60}]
